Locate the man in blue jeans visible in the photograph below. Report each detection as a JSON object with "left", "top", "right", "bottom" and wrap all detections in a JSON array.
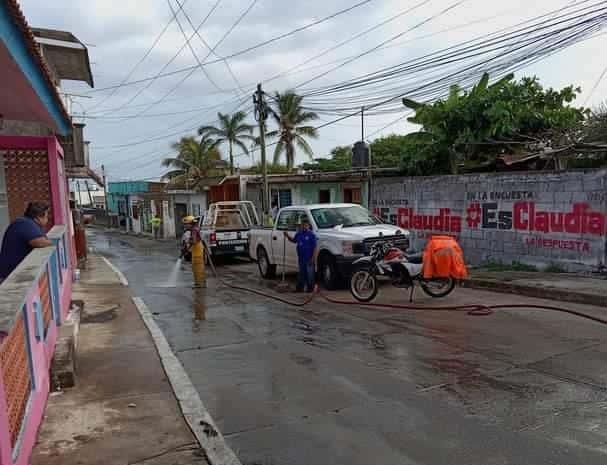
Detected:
[{"left": 284, "top": 218, "right": 318, "bottom": 293}]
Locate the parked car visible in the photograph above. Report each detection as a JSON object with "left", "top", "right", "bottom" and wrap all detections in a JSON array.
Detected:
[
  {"left": 200, "top": 201, "right": 260, "bottom": 260},
  {"left": 249, "top": 203, "right": 410, "bottom": 289}
]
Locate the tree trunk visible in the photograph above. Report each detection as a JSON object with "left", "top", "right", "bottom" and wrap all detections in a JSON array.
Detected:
[
  {"left": 449, "top": 148, "right": 458, "bottom": 175},
  {"left": 229, "top": 140, "right": 234, "bottom": 175},
  {"left": 286, "top": 144, "right": 294, "bottom": 171}
]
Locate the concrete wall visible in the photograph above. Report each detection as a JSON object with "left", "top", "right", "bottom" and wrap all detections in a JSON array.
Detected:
[
  {"left": 0, "top": 225, "right": 72, "bottom": 465},
  {"left": 173, "top": 192, "right": 207, "bottom": 216},
  {"left": 371, "top": 170, "right": 607, "bottom": 271}
]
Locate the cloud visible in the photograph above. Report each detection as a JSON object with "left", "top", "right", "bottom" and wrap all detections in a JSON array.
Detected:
[{"left": 17, "top": 0, "right": 607, "bottom": 180}]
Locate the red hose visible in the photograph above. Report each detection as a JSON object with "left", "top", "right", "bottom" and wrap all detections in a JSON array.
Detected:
[
  {"left": 318, "top": 289, "right": 494, "bottom": 316},
  {"left": 205, "top": 250, "right": 606, "bottom": 325},
  {"left": 490, "top": 304, "right": 607, "bottom": 326}
]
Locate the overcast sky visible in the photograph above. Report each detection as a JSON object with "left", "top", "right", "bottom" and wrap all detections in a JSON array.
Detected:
[{"left": 18, "top": 0, "right": 607, "bottom": 181}]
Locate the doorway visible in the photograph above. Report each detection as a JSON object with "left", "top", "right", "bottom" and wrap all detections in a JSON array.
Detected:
[
  {"left": 343, "top": 187, "right": 362, "bottom": 204},
  {"left": 174, "top": 203, "right": 188, "bottom": 237},
  {"left": 318, "top": 189, "right": 331, "bottom": 203}
]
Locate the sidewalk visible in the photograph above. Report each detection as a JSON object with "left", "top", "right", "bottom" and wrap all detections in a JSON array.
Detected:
[
  {"left": 32, "top": 254, "right": 207, "bottom": 465},
  {"left": 464, "top": 270, "right": 607, "bottom": 307}
]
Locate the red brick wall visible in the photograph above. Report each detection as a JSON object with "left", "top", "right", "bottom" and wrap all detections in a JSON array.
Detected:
[{"left": 3, "top": 150, "right": 54, "bottom": 229}]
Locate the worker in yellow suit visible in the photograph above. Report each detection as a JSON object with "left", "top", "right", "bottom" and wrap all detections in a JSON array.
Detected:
[{"left": 184, "top": 216, "right": 205, "bottom": 287}]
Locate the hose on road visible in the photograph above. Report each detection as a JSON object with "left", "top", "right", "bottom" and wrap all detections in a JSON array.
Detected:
[{"left": 203, "top": 248, "right": 607, "bottom": 326}]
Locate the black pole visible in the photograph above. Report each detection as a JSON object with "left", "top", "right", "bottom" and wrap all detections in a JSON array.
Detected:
[{"left": 361, "top": 106, "right": 365, "bottom": 141}]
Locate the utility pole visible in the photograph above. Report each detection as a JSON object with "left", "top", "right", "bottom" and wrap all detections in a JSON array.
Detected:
[
  {"left": 361, "top": 106, "right": 365, "bottom": 141},
  {"left": 101, "top": 165, "right": 108, "bottom": 210},
  {"left": 76, "top": 180, "right": 82, "bottom": 207},
  {"left": 85, "top": 180, "right": 94, "bottom": 207},
  {"left": 360, "top": 106, "right": 372, "bottom": 208},
  {"left": 253, "top": 83, "right": 270, "bottom": 218},
  {"left": 101, "top": 164, "right": 110, "bottom": 227}
]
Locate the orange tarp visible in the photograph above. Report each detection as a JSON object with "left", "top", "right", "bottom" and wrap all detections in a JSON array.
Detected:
[{"left": 422, "top": 235, "right": 468, "bottom": 279}]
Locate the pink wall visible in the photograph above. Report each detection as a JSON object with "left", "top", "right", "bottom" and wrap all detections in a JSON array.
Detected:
[
  {"left": 15, "top": 292, "right": 53, "bottom": 465},
  {"left": 0, "top": 379, "right": 11, "bottom": 465},
  {"left": 0, "top": 136, "right": 74, "bottom": 465},
  {"left": 46, "top": 137, "right": 67, "bottom": 226},
  {"left": 0, "top": 227, "right": 71, "bottom": 465}
]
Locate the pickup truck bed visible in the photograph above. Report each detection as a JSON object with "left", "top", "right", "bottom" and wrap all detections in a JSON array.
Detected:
[{"left": 200, "top": 201, "right": 260, "bottom": 259}]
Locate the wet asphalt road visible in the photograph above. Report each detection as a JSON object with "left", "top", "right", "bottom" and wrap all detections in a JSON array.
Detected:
[{"left": 89, "top": 229, "right": 607, "bottom": 465}]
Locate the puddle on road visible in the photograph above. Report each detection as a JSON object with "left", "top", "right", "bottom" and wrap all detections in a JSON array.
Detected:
[{"left": 193, "top": 288, "right": 206, "bottom": 331}]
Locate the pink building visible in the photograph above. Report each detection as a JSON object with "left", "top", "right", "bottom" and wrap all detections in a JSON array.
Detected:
[{"left": 0, "top": 1, "right": 94, "bottom": 464}]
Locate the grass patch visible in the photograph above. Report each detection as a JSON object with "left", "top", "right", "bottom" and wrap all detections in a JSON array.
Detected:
[
  {"left": 482, "top": 260, "right": 538, "bottom": 272},
  {"left": 543, "top": 262, "right": 567, "bottom": 273}
]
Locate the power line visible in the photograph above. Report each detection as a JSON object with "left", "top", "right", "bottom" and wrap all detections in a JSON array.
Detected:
[
  {"left": 133, "top": 0, "right": 259, "bottom": 119},
  {"left": 96, "top": 1, "right": 606, "bottom": 171},
  {"left": 86, "top": 0, "right": 378, "bottom": 94},
  {"left": 167, "top": 0, "right": 224, "bottom": 92},
  {"left": 94, "top": 96, "right": 250, "bottom": 152},
  {"left": 583, "top": 63, "right": 607, "bottom": 105},
  {"left": 87, "top": 0, "right": 190, "bottom": 111},
  {"left": 295, "top": 0, "right": 606, "bottom": 112},
  {"left": 172, "top": 0, "right": 246, "bottom": 93},
  {"left": 101, "top": 0, "right": 223, "bottom": 114},
  {"left": 294, "top": 0, "right": 467, "bottom": 90},
  {"left": 88, "top": 7, "right": 516, "bottom": 118}
]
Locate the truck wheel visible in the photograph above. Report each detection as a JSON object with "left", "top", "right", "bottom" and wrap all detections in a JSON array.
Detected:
[
  {"left": 319, "top": 253, "right": 339, "bottom": 290},
  {"left": 257, "top": 246, "right": 276, "bottom": 279}
]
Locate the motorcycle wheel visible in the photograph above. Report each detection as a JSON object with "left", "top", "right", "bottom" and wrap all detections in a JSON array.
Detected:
[
  {"left": 419, "top": 277, "right": 456, "bottom": 298},
  {"left": 350, "top": 269, "right": 379, "bottom": 302}
]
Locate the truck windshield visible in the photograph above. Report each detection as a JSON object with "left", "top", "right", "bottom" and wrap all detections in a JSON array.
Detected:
[{"left": 310, "top": 206, "right": 378, "bottom": 229}]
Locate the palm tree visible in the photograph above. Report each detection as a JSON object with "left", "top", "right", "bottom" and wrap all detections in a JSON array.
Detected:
[
  {"left": 161, "top": 136, "right": 224, "bottom": 189},
  {"left": 267, "top": 90, "right": 319, "bottom": 170},
  {"left": 198, "top": 111, "right": 255, "bottom": 175}
]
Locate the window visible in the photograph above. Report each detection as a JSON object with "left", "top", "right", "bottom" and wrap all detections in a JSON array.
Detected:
[
  {"left": 192, "top": 203, "right": 201, "bottom": 217},
  {"left": 276, "top": 210, "right": 309, "bottom": 231},
  {"left": 271, "top": 188, "right": 292, "bottom": 208},
  {"left": 318, "top": 189, "right": 331, "bottom": 203},
  {"left": 310, "top": 205, "right": 377, "bottom": 229},
  {"left": 215, "top": 212, "right": 245, "bottom": 229}
]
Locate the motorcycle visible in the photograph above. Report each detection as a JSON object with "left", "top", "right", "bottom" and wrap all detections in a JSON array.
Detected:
[{"left": 350, "top": 241, "right": 456, "bottom": 303}]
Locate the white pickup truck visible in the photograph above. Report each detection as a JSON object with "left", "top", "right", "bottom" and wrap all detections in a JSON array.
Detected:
[
  {"left": 249, "top": 203, "right": 410, "bottom": 289},
  {"left": 200, "top": 201, "right": 260, "bottom": 260}
]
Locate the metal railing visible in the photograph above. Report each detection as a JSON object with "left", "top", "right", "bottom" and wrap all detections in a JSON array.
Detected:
[{"left": 0, "top": 225, "right": 72, "bottom": 465}]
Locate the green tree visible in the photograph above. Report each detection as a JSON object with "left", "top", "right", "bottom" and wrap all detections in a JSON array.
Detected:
[
  {"left": 161, "top": 136, "right": 224, "bottom": 189},
  {"left": 198, "top": 111, "right": 255, "bottom": 175},
  {"left": 267, "top": 90, "right": 319, "bottom": 170},
  {"left": 403, "top": 74, "right": 587, "bottom": 174},
  {"left": 301, "top": 146, "right": 352, "bottom": 171}
]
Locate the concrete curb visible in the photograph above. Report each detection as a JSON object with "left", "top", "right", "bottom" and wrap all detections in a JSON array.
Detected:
[
  {"left": 462, "top": 278, "right": 606, "bottom": 308},
  {"left": 100, "top": 256, "right": 129, "bottom": 286},
  {"left": 132, "top": 297, "right": 242, "bottom": 465}
]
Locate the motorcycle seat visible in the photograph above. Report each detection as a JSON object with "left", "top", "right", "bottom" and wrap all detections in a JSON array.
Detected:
[{"left": 405, "top": 252, "right": 423, "bottom": 264}]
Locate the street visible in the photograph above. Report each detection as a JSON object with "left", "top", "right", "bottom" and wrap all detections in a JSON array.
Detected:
[{"left": 90, "top": 229, "right": 607, "bottom": 465}]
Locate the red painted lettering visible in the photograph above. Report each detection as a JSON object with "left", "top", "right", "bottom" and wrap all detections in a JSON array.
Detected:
[
  {"left": 549, "top": 212, "right": 564, "bottom": 232},
  {"left": 588, "top": 212, "right": 606, "bottom": 235},
  {"left": 535, "top": 212, "right": 549, "bottom": 233},
  {"left": 514, "top": 202, "right": 528, "bottom": 229},
  {"left": 451, "top": 216, "right": 462, "bottom": 233}
]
